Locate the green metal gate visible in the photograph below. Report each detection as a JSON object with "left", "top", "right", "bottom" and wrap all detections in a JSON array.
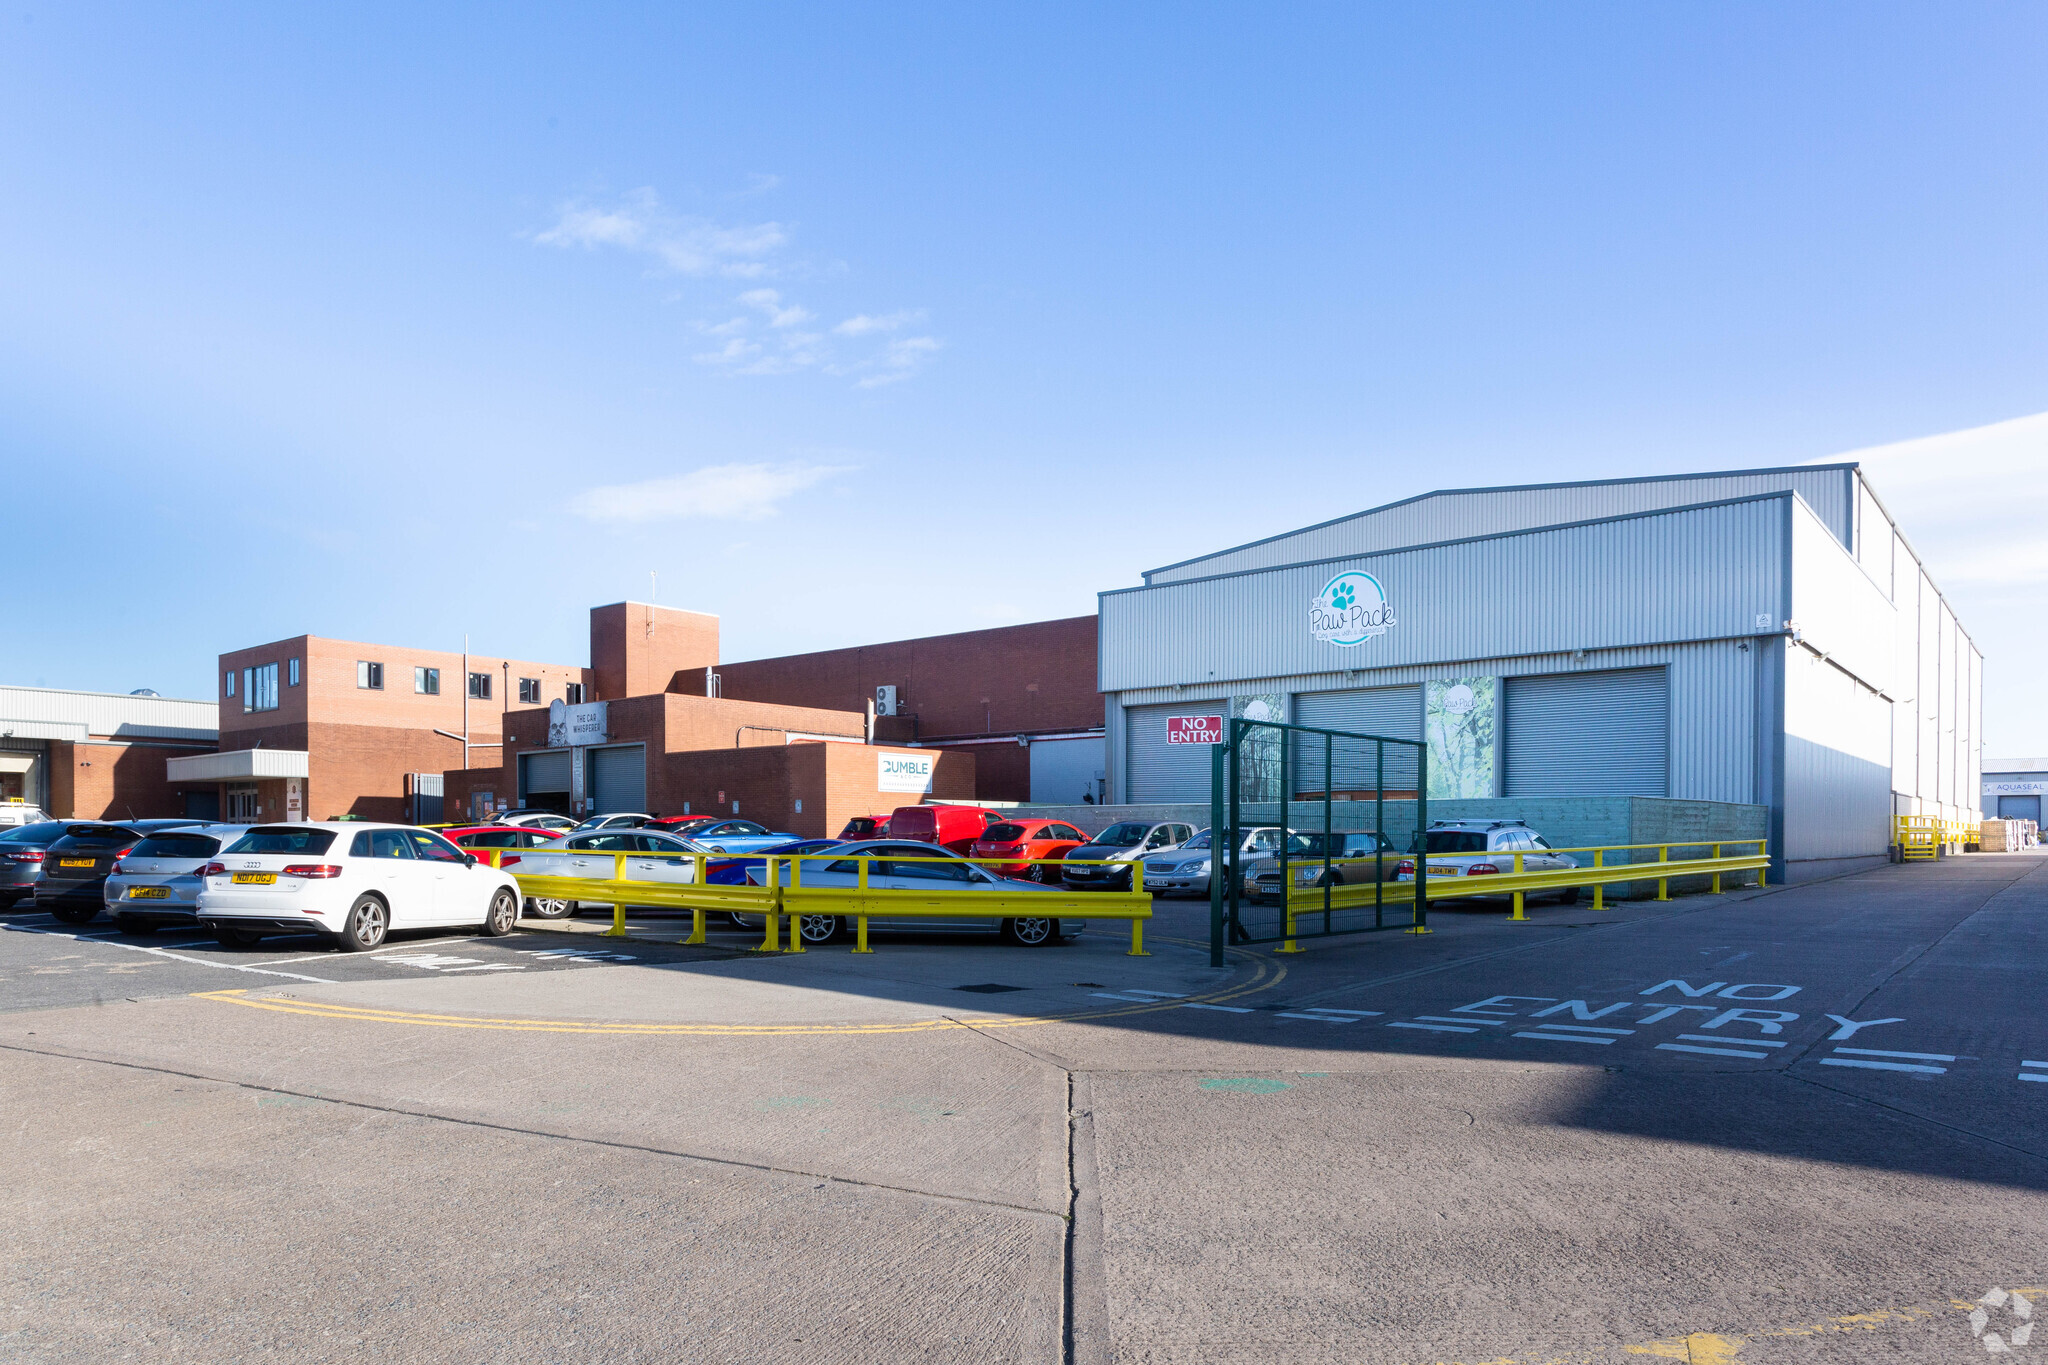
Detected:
[{"left": 1207, "top": 717, "right": 1429, "bottom": 966}]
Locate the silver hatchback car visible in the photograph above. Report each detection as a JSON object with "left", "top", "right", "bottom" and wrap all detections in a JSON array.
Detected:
[
  {"left": 738, "top": 839, "right": 1081, "bottom": 946},
  {"left": 102, "top": 823, "right": 255, "bottom": 932}
]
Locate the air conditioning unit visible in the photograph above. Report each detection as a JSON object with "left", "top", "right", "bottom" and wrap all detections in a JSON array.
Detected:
[{"left": 875, "top": 685, "right": 899, "bottom": 717}]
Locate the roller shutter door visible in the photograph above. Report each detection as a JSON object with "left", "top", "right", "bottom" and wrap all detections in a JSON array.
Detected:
[
  {"left": 1504, "top": 668, "right": 1668, "bottom": 797},
  {"left": 519, "top": 749, "right": 571, "bottom": 803},
  {"left": 589, "top": 744, "right": 648, "bottom": 814},
  {"left": 1291, "top": 686, "right": 1423, "bottom": 795},
  {"left": 1125, "top": 704, "right": 1225, "bottom": 803}
]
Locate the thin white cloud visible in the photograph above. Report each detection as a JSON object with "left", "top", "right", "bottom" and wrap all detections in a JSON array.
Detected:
[
  {"left": 834, "top": 309, "right": 923, "bottom": 336},
  {"left": 854, "top": 336, "right": 943, "bottom": 388},
  {"left": 532, "top": 188, "right": 785, "bottom": 277},
  {"left": 568, "top": 462, "right": 852, "bottom": 524},
  {"left": 738, "top": 288, "right": 813, "bottom": 328}
]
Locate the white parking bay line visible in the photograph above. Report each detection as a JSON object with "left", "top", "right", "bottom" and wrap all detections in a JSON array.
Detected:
[
  {"left": 1514, "top": 1031, "right": 1617, "bottom": 1045},
  {"left": 1527, "top": 1024, "right": 1633, "bottom": 1035},
  {"left": 440, "top": 964, "right": 528, "bottom": 973},
  {"left": 1820, "top": 1057, "right": 1946, "bottom": 1075},
  {"left": 1657, "top": 1043, "right": 1771, "bottom": 1060},
  {"left": 1832, "top": 1047, "right": 1957, "bottom": 1062},
  {"left": 1277, "top": 1009, "right": 1383, "bottom": 1023},
  {"left": 2020, "top": 1061, "right": 2048, "bottom": 1083},
  {"left": 1679, "top": 1034, "right": 1785, "bottom": 1048},
  {"left": 1388, "top": 1021, "right": 1478, "bottom": 1034},
  {"left": 1, "top": 924, "right": 336, "bottom": 983},
  {"left": 1181, "top": 1002, "right": 1253, "bottom": 1014},
  {"left": 1415, "top": 1015, "right": 1504, "bottom": 1026}
]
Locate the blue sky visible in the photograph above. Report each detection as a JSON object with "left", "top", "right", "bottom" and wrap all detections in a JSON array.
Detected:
[{"left": 6, "top": 4, "right": 2047, "bottom": 748}]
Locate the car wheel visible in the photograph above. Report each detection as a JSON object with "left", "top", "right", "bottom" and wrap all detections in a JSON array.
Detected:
[
  {"left": 1004, "top": 916, "right": 1057, "bottom": 946},
  {"left": 483, "top": 888, "right": 519, "bottom": 936},
  {"left": 525, "top": 897, "right": 573, "bottom": 919},
  {"left": 1559, "top": 886, "right": 1581, "bottom": 905},
  {"left": 115, "top": 915, "right": 155, "bottom": 936},
  {"left": 213, "top": 926, "right": 264, "bottom": 949},
  {"left": 338, "top": 894, "right": 388, "bottom": 952},
  {"left": 1029, "top": 863, "right": 1051, "bottom": 882},
  {"left": 796, "top": 913, "right": 841, "bottom": 944},
  {"left": 48, "top": 904, "right": 99, "bottom": 925}
]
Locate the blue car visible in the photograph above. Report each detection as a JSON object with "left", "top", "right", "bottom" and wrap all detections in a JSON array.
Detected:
[
  {"left": 653, "top": 817, "right": 802, "bottom": 855},
  {"left": 705, "top": 837, "right": 845, "bottom": 885}
]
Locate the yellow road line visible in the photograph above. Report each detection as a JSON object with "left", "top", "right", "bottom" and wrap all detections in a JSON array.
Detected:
[{"left": 194, "top": 936, "right": 1285, "bottom": 1037}]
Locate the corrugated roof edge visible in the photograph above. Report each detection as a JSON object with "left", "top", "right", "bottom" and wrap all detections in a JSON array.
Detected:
[
  {"left": 1138, "top": 462, "right": 1862, "bottom": 582},
  {"left": 0, "top": 682, "right": 216, "bottom": 706},
  {"left": 1105, "top": 489, "right": 1803, "bottom": 600}
]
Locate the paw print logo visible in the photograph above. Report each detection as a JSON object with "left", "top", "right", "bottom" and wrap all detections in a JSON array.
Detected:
[{"left": 1329, "top": 580, "right": 1356, "bottom": 613}]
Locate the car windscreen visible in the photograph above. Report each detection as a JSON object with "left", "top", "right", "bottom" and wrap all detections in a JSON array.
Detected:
[
  {"left": 1176, "top": 831, "right": 1213, "bottom": 851},
  {"left": 131, "top": 833, "right": 222, "bottom": 859},
  {"left": 983, "top": 823, "right": 1027, "bottom": 842},
  {"left": 50, "top": 826, "right": 141, "bottom": 848},
  {"left": 1091, "top": 822, "right": 1150, "bottom": 846},
  {"left": 1411, "top": 830, "right": 1488, "bottom": 854},
  {"left": 223, "top": 828, "right": 339, "bottom": 855},
  {"left": 0, "top": 822, "right": 70, "bottom": 843}
]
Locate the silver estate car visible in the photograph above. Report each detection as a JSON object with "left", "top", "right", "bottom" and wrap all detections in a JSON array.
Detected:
[
  {"left": 737, "top": 839, "right": 1079, "bottom": 946},
  {"left": 103, "top": 823, "right": 249, "bottom": 932},
  {"left": 1395, "top": 820, "right": 1581, "bottom": 903},
  {"left": 1140, "top": 827, "right": 1290, "bottom": 897}
]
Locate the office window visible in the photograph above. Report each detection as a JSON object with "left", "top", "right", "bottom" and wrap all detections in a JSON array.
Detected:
[
  {"left": 468, "top": 672, "right": 492, "bottom": 701},
  {"left": 415, "top": 666, "right": 440, "bottom": 695},
  {"left": 288, "top": 658, "right": 300, "bottom": 687},
  {"left": 224, "top": 670, "right": 235, "bottom": 698},
  {"left": 243, "top": 663, "right": 279, "bottom": 713},
  {"left": 358, "top": 661, "right": 384, "bottom": 690},
  {"left": 518, "top": 677, "right": 541, "bottom": 704},
  {"left": 564, "top": 683, "right": 585, "bottom": 704}
]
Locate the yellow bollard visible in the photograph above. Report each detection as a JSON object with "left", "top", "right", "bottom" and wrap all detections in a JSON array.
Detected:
[
  {"left": 1656, "top": 845, "right": 1669, "bottom": 902},
  {"left": 1757, "top": 841, "right": 1767, "bottom": 887},
  {"left": 1276, "top": 891, "right": 1301, "bottom": 953},
  {"left": 1712, "top": 843, "right": 1722, "bottom": 895},
  {"left": 853, "top": 914, "right": 872, "bottom": 953},
  {"left": 680, "top": 854, "right": 707, "bottom": 944},
  {"left": 1127, "top": 914, "right": 1149, "bottom": 957},
  {"left": 1592, "top": 848, "right": 1606, "bottom": 911},
  {"left": 758, "top": 857, "right": 782, "bottom": 952},
  {"left": 1510, "top": 851, "right": 1525, "bottom": 921},
  {"left": 606, "top": 852, "right": 629, "bottom": 937}
]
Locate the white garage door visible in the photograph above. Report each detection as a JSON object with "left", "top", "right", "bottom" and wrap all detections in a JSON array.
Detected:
[
  {"left": 1504, "top": 668, "right": 1669, "bottom": 797},
  {"left": 588, "top": 744, "right": 648, "bottom": 815}
]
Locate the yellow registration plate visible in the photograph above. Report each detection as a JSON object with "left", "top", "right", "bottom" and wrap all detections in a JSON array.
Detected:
[
  {"left": 59, "top": 858, "right": 95, "bottom": 868},
  {"left": 1427, "top": 865, "right": 1461, "bottom": 876},
  {"left": 127, "top": 886, "right": 172, "bottom": 900},
  {"left": 231, "top": 872, "right": 277, "bottom": 885}
]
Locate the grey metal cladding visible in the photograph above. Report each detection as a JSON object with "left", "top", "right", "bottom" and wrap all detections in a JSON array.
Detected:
[
  {"left": 1144, "top": 466, "right": 1851, "bottom": 585},
  {"left": 1101, "top": 494, "right": 1791, "bottom": 693}
]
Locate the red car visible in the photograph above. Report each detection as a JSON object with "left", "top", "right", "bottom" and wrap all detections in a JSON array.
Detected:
[
  {"left": 649, "top": 815, "right": 720, "bottom": 836},
  {"left": 837, "top": 815, "right": 889, "bottom": 840},
  {"left": 888, "top": 804, "right": 1008, "bottom": 854},
  {"left": 969, "top": 819, "right": 1090, "bottom": 881}
]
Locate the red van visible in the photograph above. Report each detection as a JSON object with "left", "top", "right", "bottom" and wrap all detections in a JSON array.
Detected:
[{"left": 888, "top": 804, "right": 1006, "bottom": 854}]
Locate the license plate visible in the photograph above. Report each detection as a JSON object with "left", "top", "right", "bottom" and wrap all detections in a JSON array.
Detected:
[
  {"left": 1427, "top": 865, "right": 1460, "bottom": 875},
  {"left": 231, "top": 872, "right": 277, "bottom": 885},
  {"left": 60, "top": 858, "right": 95, "bottom": 868},
  {"left": 128, "top": 886, "right": 172, "bottom": 900}
]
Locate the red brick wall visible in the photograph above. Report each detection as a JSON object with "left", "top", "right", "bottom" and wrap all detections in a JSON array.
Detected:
[
  {"left": 590, "top": 602, "right": 719, "bottom": 703},
  {"left": 653, "top": 743, "right": 975, "bottom": 838},
  {"left": 48, "top": 740, "right": 217, "bottom": 820},
  {"left": 691, "top": 616, "right": 1100, "bottom": 740}
]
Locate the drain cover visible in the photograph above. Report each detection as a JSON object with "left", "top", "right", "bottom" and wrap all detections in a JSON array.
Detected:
[{"left": 954, "top": 983, "right": 1027, "bottom": 994}]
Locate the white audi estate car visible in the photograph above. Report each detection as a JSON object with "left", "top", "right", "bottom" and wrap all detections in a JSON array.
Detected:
[{"left": 196, "top": 822, "right": 523, "bottom": 950}]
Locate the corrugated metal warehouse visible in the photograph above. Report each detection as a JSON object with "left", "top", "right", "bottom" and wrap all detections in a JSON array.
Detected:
[{"left": 1098, "top": 465, "right": 1981, "bottom": 882}]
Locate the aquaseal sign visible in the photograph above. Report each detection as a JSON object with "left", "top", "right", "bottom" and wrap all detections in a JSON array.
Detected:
[
  {"left": 878, "top": 751, "right": 936, "bottom": 794},
  {"left": 1309, "top": 570, "right": 1396, "bottom": 648},
  {"left": 1167, "top": 715, "right": 1225, "bottom": 745}
]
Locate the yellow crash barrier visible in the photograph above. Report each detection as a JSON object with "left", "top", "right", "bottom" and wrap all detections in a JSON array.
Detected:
[
  {"left": 1275, "top": 839, "right": 1770, "bottom": 946},
  {"left": 489, "top": 850, "right": 1153, "bottom": 955}
]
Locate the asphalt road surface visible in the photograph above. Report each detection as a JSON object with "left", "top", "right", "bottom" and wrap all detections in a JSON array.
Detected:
[{"left": 3, "top": 853, "right": 2044, "bottom": 1364}]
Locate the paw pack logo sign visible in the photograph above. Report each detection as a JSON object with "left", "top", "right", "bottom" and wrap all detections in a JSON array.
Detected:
[{"left": 1308, "top": 571, "right": 1395, "bottom": 647}]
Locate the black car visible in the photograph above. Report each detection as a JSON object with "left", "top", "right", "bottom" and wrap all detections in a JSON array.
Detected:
[
  {"left": 34, "top": 820, "right": 203, "bottom": 924},
  {"left": 0, "top": 821, "right": 93, "bottom": 909}
]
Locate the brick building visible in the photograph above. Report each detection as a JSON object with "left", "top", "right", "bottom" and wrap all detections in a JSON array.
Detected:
[
  {"left": 0, "top": 685, "right": 218, "bottom": 820},
  {"left": 679, "top": 616, "right": 1103, "bottom": 802},
  {"left": 196, "top": 602, "right": 1092, "bottom": 830}
]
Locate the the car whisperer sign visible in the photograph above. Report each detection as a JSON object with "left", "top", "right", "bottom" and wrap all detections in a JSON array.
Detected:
[{"left": 1167, "top": 715, "right": 1225, "bottom": 744}]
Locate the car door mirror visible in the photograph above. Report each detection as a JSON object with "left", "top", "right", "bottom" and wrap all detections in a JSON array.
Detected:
[{"left": 463, "top": 853, "right": 477, "bottom": 868}]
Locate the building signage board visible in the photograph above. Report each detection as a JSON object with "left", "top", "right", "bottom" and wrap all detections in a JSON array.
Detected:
[
  {"left": 878, "top": 752, "right": 936, "bottom": 794},
  {"left": 1426, "top": 677, "right": 1496, "bottom": 799},
  {"left": 548, "top": 700, "right": 610, "bottom": 748},
  {"left": 1985, "top": 779, "right": 2048, "bottom": 796},
  {"left": 1309, "top": 570, "right": 1396, "bottom": 647},
  {"left": 1166, "top": 715, "right": 1225, "bottom": 745}
]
